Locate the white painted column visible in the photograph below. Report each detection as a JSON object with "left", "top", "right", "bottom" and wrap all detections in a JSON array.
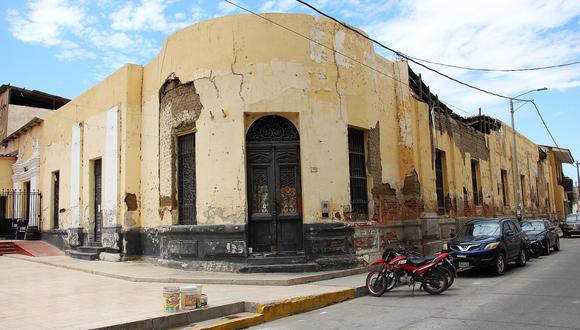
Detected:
[
  {"left": 70, "top": 124, "right": 82, "bottom": 228},
  {"left": 103, "top": 106, "right": 119, "bottom": 227}
]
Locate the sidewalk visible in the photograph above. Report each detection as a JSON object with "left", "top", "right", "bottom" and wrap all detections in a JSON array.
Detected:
[{"left": 0, "top": 255, "right": 367, "bottom": 329}]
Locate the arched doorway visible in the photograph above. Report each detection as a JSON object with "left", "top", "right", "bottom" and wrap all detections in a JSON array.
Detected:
[{"left": 246, "top": 115, "right": 302, "bottom": 253}]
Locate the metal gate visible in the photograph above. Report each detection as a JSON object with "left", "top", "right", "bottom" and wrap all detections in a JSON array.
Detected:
[
  {"left": 178, "top": 133, "right": 196, "bottom": 225},
  {"left": 94, "top": 159, "right": 102, "bottom": 242},
  {"left": 0, "top": 190, "right": 42, "bottom": 240}
]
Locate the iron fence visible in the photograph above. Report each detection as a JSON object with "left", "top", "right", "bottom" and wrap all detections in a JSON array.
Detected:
[{"left": 0, "top": 189, "right": 41, "bottom": 240}]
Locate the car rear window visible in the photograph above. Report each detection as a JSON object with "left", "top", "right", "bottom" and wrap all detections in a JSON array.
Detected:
[
  {"left": 522, "top": 221, "right": 544, "bottom": 231},
  {"left": 566, "top": 214, "right": 580, "bottom": 222}
]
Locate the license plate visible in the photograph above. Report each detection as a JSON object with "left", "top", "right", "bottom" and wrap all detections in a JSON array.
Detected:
[
  {"left": 458, "top": 262, "right": 470, "bottom": 268},
  {"left": 456, "top": 254, "right": 466, "bottom": 258}
]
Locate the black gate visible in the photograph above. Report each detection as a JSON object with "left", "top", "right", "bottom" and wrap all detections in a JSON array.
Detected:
[
  {"left": 247, "top": 116, "right": 302, "bottom": 253},
  {"left": 94, "top": 159, "right": 102, "bottom": 242},
  {"left": 53, "top": 171, "right": 60, "bottom": 229},
  {"left": 0, "top": 189, "right": 42, "bottom": 240},
  {"left": 435, "top": 150, "right": 446, "bottom": 214},
  {"left": 178, "top": 133, "right": 196, "bottom": 225}
]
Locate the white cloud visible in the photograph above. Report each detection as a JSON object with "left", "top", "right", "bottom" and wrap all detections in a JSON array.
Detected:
[
  {"left": 260, "top": 0, "right": 296, "bottom": 12},
  {"left": 56, "top": 48, "right": 97, "bottom": 61},
  {"left": 7, "top": 0, "right": 84, "bottom": 46},
  {"left": 109, "top": 0, "right": 195, "bottom": 33},
  {"left": 363, "top": 0, "right": 580, "bottom": 118}
]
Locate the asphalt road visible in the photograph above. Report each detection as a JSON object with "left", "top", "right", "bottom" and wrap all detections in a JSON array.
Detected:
[{"left": 252, "top": 238, "right": 580, "bottom": 330}]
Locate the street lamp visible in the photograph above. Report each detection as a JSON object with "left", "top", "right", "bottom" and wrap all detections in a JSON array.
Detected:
[{"left": 510, "top": 87, "right": 547, "bottom": 220}]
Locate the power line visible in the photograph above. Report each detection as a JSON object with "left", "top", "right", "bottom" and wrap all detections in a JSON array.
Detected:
[
  {"left": 405, "top": 55, "right": 580, "bottom": 72},
  {"left": 294, "top": 0, "right": 529, "bottom": 102},
  {"left": 530, "top": 100, "right": 559, "bottom": 148},
  {"left": 222, "top": 0, "right": 474, "bottom": 117}
]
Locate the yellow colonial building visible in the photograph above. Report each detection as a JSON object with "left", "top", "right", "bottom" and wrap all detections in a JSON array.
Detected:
[{"left": 0, "top": 14, "right": 573, "bottom": 270}]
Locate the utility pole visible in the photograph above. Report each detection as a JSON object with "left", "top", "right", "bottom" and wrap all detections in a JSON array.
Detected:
[
  {"left": 576, "top": 161, "right": 580, "bottom": 213},
  {"left": 510, "top": 99, "right": 522, "bottom": 220},
  {"left": 509, "top": 88, "right": 547, "bottom": 220}
]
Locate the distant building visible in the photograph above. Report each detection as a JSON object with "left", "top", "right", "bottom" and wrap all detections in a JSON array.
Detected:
[
  {"left": 0, "top": 85, "right": 69, "bottom": 239},
  {"left": 0, "top": 14, "right": 574, "bottom": 270},
  {"left": 0, "top": 85, "right": 69, "bottom": 140}
]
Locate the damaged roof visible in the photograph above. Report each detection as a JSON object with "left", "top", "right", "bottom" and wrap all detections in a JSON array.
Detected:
[
  {"left": 539, "top": 145, "right": 574, "bottom": 164},
  {"left": 0, "top": 84, "right": 70, "bottom": 110}
]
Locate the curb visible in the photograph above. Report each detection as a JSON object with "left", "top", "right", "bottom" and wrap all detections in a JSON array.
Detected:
[
  {"left": 201, "top": 288, "right": 361, "bottom": 330},
  {"left": 5, "top": 254, "right": 365, "bottom": 286}
]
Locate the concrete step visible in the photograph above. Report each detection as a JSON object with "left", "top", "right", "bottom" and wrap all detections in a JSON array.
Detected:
[
  {"left": 86, "top": 241, "right": 103, "bottom": 247},
  {"left": 77, "top": 246, "right": 106, "bottom": 254},
  {"left": 238, "top": 262, "right": 320, "bottom": 273},
  {"left": 246, "top": 255, "right": 308, "bottom": 265},
  {"left": 0, "top": 242, "right": 16, "bottom": 255},
  {"left": 66, "top": 249, "right": 99, "bottom": 261}
]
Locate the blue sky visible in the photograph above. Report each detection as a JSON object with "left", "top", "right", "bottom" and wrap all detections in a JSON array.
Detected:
[{"left": 1, "top": 0, "right": 579, "bottom": 180}]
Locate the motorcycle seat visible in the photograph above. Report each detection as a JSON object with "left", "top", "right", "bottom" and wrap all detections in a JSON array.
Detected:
[{"left": 407, "top": 253, "right": 439, "bottom": 267}]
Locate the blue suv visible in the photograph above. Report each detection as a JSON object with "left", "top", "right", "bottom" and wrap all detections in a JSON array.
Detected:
[{"left": 446, "top": 218, "right": 527, "bottom": 275}]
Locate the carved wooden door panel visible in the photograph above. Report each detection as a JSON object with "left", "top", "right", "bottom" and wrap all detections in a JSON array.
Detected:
[
  {"left": 247, "top": 116, "right": 302, "bottom": 253},
  {"left": 94, "top": 159, "right": 102, "bottom": 242}
]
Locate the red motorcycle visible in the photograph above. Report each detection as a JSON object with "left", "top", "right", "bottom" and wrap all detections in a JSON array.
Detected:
[{"left": 366, "top": 247, "right": 450, "bottom": 296}]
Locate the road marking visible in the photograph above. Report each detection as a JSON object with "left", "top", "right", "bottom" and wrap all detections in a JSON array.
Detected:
[
  {"left": 572, "top": 301, "right": 579, "bottom": 304},
  {"left": 472, "top": 282, "right": 481, "bottom": 285}
]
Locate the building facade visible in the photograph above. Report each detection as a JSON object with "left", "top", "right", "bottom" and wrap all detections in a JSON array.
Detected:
[{"left": 0, "top": 14, "right": 573, "bottom": 270}]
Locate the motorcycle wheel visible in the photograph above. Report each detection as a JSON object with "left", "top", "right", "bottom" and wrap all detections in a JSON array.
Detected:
[
  {"left": 440, "top": 266, "right": 455, "bottom": 288},
  {"left": 366, "top": 271, "right": 388, "bottom": 297},
  {"left": 422, "top": 270, "right": 449, "bottom": 295},
  {"left": 384, "top": 271, "right": 398, "bottom": 292}
]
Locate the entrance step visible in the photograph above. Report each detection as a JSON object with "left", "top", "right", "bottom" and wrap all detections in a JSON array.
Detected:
[
  {"left": 247, "top": 252, "right": 307, "bottom": 265},
  {"left": 0, "top": 242, "right": 16, "bottom": 256},
  {"left": 238, "top": 262, "right": 319, "bottom": 273},
  {"left": 66, "top": 249, "right": 100, "bottom": 261},
  {"left": 77, "top": 245, "right": 106, "bottom": 254},
  {"left": 86, "top": 241, "right": 103, "bottom": 247},
  {"left": 67, "top": 245, "right": 105, "bottom": 261}
]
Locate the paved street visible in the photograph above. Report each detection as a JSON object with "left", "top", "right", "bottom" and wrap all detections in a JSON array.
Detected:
[{"left": 252, "top": 238, "right": 580, "bottom": 330}]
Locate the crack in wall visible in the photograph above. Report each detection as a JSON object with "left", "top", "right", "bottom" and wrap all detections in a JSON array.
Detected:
[{"left": 231, "top": 42, "right": 246, "bottom": 105}]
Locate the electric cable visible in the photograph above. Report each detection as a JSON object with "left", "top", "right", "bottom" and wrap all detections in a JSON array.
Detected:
[
  {"left": 405, "top": 55, "right": 580, "bottom": 72},
  {"left": 530, "top": 100, "right": 559, "bottom": 148},
  {"left": 222, "top": 0, "right": 474, "bottom": 116},
  {"left": 293, "top": 0, "right": 530, "bottom": 102}
]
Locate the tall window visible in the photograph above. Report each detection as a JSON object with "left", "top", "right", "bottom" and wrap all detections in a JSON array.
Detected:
[
  {"left": 435, "top": 149, "right": 447, "bottom": 215},
  {"left": 471, "top": 160, "right": 481, "bottom": 206},
  {"left": 501, "top": 169, "right": 509, "bottom": 206},
  {"left": 348, "top": 128, "right": 368, "bottom": 220},
  {"left": 178, "top": 133, "right": 196, "bottom": 225},
  {"left": 52, "top": 171, "right": 60, "bottom": 229},
  {"left": 520, "top": 175, "right": 526, "bottom": 208}
]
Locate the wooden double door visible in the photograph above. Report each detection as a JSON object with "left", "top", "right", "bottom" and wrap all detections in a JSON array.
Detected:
[{"left": 247, "top": 116, "right": 302, "bottom": 253}]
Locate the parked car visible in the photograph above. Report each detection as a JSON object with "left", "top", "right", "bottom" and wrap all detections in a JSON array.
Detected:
[
  {"left": 446, "top": 218, "right": 527, "bottom": 275},
  {"left": 521, "top": 219, "right": 560, "bottom": 256},
  {"left": 561, "top": 213, "right": 580, "bottom": 238}
]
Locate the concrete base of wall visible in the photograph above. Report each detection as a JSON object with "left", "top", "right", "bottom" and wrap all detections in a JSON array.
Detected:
[
  {"left": 42, "top": 229, "right": 69, "bottom": 250},
  {"left": 123, "top": 223, "right": 357, "bottom": 272},
  {"left": 354, "top": 217, "right": 466, "bottom": 260}
]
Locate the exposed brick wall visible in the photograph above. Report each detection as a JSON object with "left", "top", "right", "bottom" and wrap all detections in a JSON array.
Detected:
[
  {"left": 367, "top": 121, "right": 382, "bottom": 189},
  {"left": 371, "top": 172, "right": 425, "bottom": 223},
  {"left": 435, "top": 112, "right": 489, "bottom": 161},
  {"left": 158, "top": 77, "right": 203, "bottom": 222}
]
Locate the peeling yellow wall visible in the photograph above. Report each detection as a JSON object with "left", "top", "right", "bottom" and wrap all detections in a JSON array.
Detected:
[
  {"left": 0, "top": 156, "right": 15, "bottom": 190},
  {"left": 39, "top": 64, "right": 143, "bottom": 232}
]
